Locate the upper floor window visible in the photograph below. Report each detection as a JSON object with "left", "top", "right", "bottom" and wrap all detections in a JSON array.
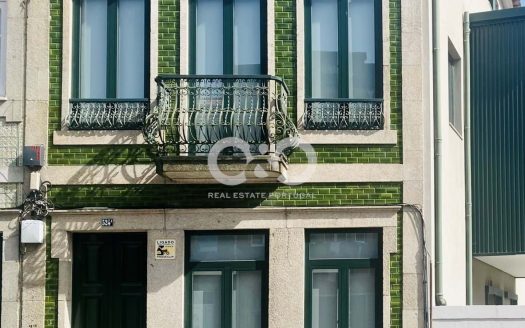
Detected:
[
  {"left": 448, "top": 53, "right": 462, "bottom": 135},
  {"left": 190, "top": 0, "right": 266, "bottom": 75},
  {"left": 72, "top": 0, "right": 149, "bottom": 99},
  {"left": 305, "top": 0, "right": 382, "bottom": 99}
]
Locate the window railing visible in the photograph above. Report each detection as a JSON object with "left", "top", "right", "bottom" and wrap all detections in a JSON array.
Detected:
[
  {"left": 68, "top": 99, "right": 149, "bottom": 130},
  {"left": 143, "top": 75, "right": 298, "bottom": 155},
  {"left": 303, "top": 99, "right": 384, "bottom": 130}
]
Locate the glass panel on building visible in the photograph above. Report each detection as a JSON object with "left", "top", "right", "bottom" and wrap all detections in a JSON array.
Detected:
[
  {"left": 80, "top": 0, "right": 107, "bottom": 98},
  {"left": 309, "top": 232, "right": 379, "bottom": 260},
  {"left": 310, "top": 0, "right": 339, "bottom": 98}
]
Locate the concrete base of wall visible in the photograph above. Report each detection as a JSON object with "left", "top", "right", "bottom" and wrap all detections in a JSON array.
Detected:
[{"left": 433, "top": 306, "right": 525, "bottom": 328}]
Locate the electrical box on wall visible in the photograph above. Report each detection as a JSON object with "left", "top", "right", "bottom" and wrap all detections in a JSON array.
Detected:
[
  {"left": 23, "top": 145, "right": 45, "bottom": 168},
  {"left": 21, "top": 220, "right": 45, "bottom": 244}
]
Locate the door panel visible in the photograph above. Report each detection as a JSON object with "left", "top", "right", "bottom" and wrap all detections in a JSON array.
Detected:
[
  {"left": 73, "top": 233, "right": 146, "bottom": 328},
  {"left": 114, "top": 237, "right": 147, "bottom": 328}
]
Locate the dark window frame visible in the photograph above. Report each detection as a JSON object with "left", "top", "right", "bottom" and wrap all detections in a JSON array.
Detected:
[
  {"left": 304, "top": 0, "right": 383, "bottom": 99},
  {"left": 305, "top": 229, "right": 383, "bottom": 328},
  {"left": 448, "top": 45, "right": 462, "bottom": 135},
  {"left": 184, "top": 230, "right": 269, "bottom": 328},
  {"left": 71, "top": 0, "right": 151, "bottom": 99}
]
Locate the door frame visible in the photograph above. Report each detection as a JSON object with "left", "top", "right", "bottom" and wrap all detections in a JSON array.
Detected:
[{"left": 72, "top": 232, "right": 147, "bottom": 328}]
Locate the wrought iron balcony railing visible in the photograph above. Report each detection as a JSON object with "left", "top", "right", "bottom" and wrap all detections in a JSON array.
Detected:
[
  {"left": 304, "top": 99, "right": 384, "bottom": 130},
  {"left": 144, "top": 75, "right": 298, "bottom": 155},
  {"left": 68, "top": 99, "right": 149, "bottom": 130}
]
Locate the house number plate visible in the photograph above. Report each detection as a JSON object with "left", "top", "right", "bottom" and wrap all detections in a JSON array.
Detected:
[{"left": 101, "top": 218, "right": 114, "bottom": 227}]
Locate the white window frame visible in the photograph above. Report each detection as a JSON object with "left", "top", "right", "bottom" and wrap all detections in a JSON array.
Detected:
[{"left": 448, "top": 40, "right": 463, "bottom": 137}]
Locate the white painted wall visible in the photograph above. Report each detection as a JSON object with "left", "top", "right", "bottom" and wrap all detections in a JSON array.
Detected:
[
  {"left": 473, "top": 259, "right": 516, "bottom": 305},
  {"left": 426, "top": 0, "right": 493, "bottom": 306},
  {"left": 516, "top": 279, "right": 525, "bottom": 305},
  {"left": 433, "top": 306, "right": 525, "bottom": 328}
]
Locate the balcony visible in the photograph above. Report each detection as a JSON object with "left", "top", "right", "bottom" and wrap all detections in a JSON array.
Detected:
[
  {"left": 143, "top": 75, "right": 298, "bottom": 183},
  {"left": 303, "top": 99, "right": 384, "bottom": 130},
  {"left": 68, "top": 99, "right": 149, "bottom": 130}
]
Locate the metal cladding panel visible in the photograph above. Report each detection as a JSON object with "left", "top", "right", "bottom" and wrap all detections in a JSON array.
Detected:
[{"left": 470, "top": 8, "right": 525, "bottom": 256}]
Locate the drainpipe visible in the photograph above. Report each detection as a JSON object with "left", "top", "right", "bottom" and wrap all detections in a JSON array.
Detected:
[
  {"left": 432, "top": 0, "right": 446, "bottom": 306},
  {"left": 19, "top": 0, "right": 29, "bottom": 327},
  {"left": 463, "top": 11, "right": 473, "bottom": 305}
]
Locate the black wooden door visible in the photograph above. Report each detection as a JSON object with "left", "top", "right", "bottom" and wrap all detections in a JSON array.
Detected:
[{"left": 73, "top": 233, "right": 147, "bottom": 328}]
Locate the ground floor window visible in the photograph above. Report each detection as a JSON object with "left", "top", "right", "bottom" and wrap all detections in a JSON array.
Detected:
[
  {"left": 185, "top": 231, "right": 268, "bottom": 328},
  {"left": 306, "top": 230, "right": 382, "bottom": 328}
]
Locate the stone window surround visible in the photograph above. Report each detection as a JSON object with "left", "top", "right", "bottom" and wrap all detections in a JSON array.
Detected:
[
  {"left": 55, "top": 0, "right": 159, "bottom": 145},
  {"left": 55, "top": 0, "right": 273, "bottom": 146},
  {"left": 51, "top": 206, "right": 398, "bottom": 328},
  {"left": 296, "top": 0, "right": 397, "bottom": 145},
  {"left": 55, "top": 0, "right": 396, "bottom": 146}
]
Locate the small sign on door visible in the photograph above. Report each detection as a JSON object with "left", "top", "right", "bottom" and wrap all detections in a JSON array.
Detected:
[{"left": 155, "top": 239, "right": 176, "bottom": 260}]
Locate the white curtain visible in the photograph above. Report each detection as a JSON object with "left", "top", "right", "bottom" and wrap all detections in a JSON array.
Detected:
[
  {"left": 312, "top": 269, "right": 339, "bottom": 328},
  {"left": 232, "top": 271, "right": 262, "bottom": 328},
  {"left": 80, "top": 0, "right": 107, "bottom": 98},
  {"left": 196, "top": 0, "right": 223, "bottom": 74},
  {"left": 311, "top": 0, "right": 339, "bottom": 98},
  {"left": 348, "top": 268, "right": 375, "bottom": 328},
  {"left": 348, "top": 0, "right": 376, "bottom": 98},
  {"left": 234, "top": 0, "right": 261, "bottom": 74},
  {"left": 192, "top": 272, "right": 222, "bottom": 328},
  {"left": 118, "top": 0, "right": 146, "bottom": 98},
  {"left": 233, "top": 0, "right": 264, "bottom": 146}
]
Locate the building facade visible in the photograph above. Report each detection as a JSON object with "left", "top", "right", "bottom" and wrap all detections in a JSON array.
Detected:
[
  {"left": 427, "top": 0, "right": 525, "bottom": 316},
  {"left": 1, "top": 0, "right": 429, "bottom": 327},
  {"left": 0, "top": 0, "right": 50, "bottom": 325}
]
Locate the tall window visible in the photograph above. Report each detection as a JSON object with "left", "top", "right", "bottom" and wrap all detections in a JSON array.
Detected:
[
  {"left": 448, "top": 54, "right": 462, "bottom": 134},
  {"left": 0, "top": 0, "right": 6, "bottom": 97},
  {"left": 190, "top": 0, "right": 266, "bottom": 74},
  {"left": 186, "top": 232, "right": 268, "bottom": 328},
  {"left": 189, "top": 0, "right": 267, "bottom": 152},
  {"left": 306, "top": 230, "right": 381, "bottom": 328},
  {"left": 73, "top": 0, "right": 149, "bottom": 99},
  {"left": 305, "top": 0, "right": 381, "bottom": 99}
]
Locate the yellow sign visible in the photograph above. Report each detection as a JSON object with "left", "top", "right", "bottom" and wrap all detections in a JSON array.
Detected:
[{"left": 155, "top": 239, "right": 175, "bottom": 260}]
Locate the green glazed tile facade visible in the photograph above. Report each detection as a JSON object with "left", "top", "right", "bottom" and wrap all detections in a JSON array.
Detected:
[
  {"left": 390, "top": 213, "right": 403, "bottom": 328},
  {"left": 48, "top": 0, "right": 155, "bottom": 166},
  {"left": 281, "top": 0, "right": 403, "bottom": 164},
  {"left": 48, "top": 0, "right": 402, "bottom": 166},
  {"left": 45, "top": 217, "right": 59, "bottom": 328},
  {"left": 45, "top": 0, "right": 404, "bottom": 327},
  {"left": 48, "top": 182, "right": 402, "bottom": 209},
  {"left": 158, "top": 0, "right": 179, "bottom": 74}
]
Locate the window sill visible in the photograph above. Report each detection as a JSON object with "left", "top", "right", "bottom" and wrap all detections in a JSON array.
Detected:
[
  {"left": 299, "top": 129, "right": 398, "bottom": 145},
  {"left": 53, "top": 130, "right": 146, "bottom": 145}
]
